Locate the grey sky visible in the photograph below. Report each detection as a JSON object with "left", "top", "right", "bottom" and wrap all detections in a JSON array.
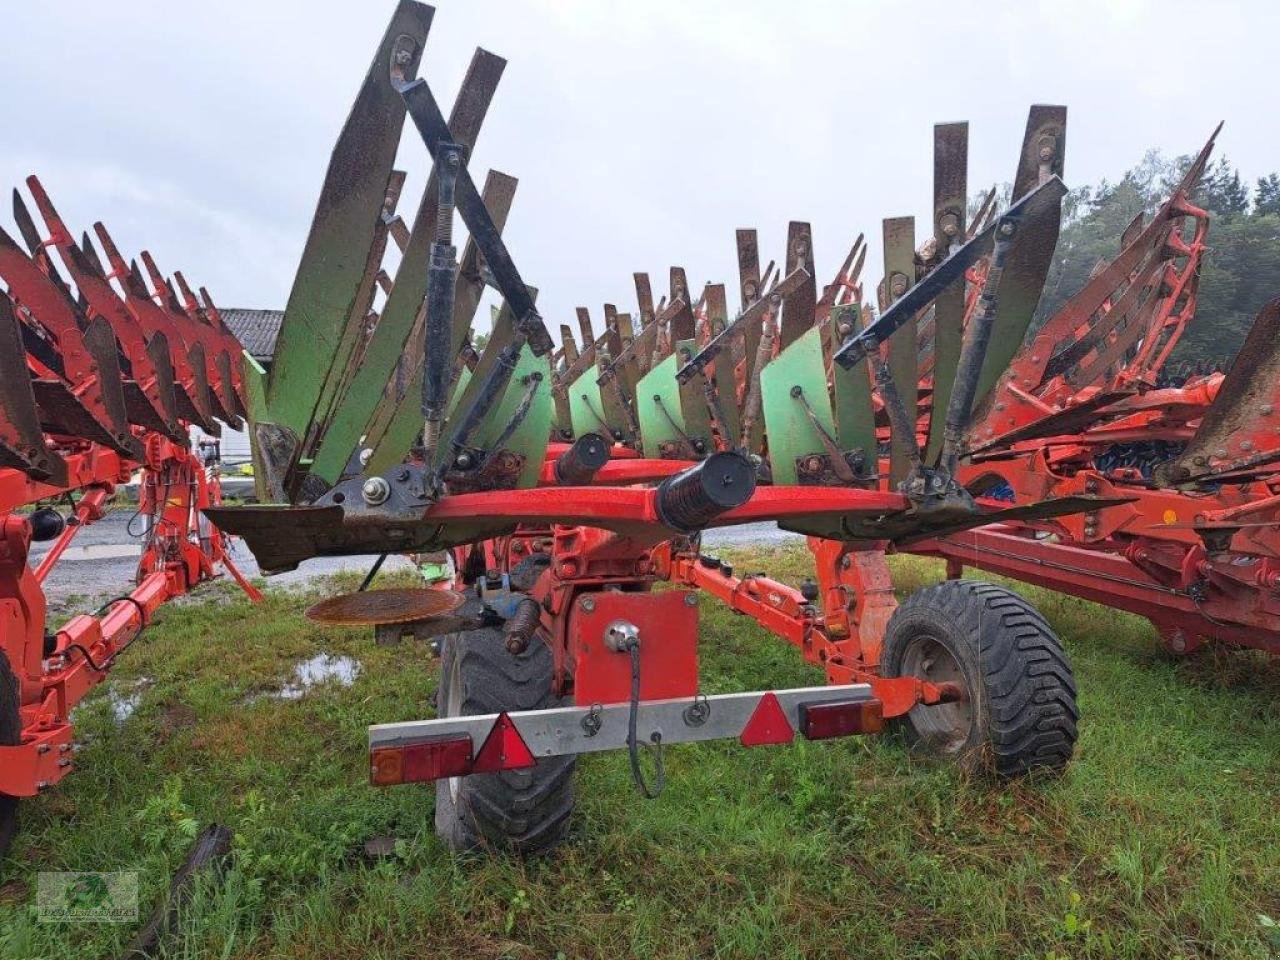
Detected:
[{"left": 2, "top": 0, "right": 1275, "bottom": 339}]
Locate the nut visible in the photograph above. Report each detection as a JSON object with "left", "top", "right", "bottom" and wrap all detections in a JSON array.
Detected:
[{"left": 361, "top": 476, "right": 391, "bottom": 506}]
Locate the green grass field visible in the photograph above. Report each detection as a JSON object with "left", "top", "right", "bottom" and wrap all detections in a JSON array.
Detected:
[{"left": 2, "top": 546, "right": 1278, "bottom": 959}]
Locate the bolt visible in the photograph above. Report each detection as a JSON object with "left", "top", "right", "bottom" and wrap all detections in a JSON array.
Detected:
[
  {"left": 889, "top": 272, "right": 909, "bottom": 298},
  {"left": 580, "top": 596, "right": 595, "bottom": 612},
  {"left": 455, "top": 452, "right": 474, "bottom": 470},
  {"left": 939, "top": 211, "right": 960, "bottom": 237},
  {"left": 1000, "top": 221, "right": 1016, "bottom": 237},
  {"left": 395, "top": 48, "right": 413, "bottom": 66},
  {"left": 684, "top": 592, "right": 698, "bottom": 607},
  {"left": 361, "top": 476, "right": 391, "bottom": 506},
  {"left": 505, "top": 635, "right": 529, "bottom": 655}
]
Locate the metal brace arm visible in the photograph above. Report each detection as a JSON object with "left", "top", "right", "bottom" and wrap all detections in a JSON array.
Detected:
[{"left": 398, "top": 76, "right": 554, "bottom": 356}]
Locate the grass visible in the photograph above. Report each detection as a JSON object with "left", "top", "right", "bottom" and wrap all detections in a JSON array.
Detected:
[{"left": 1, "top": 547, "right": 1278, "bottom": 959}]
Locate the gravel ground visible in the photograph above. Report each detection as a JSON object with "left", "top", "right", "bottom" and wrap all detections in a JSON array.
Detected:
[
  {"left": 27, "top": 511, "right": 796, "bottom": 615},
  {"left": 29, "top": 509, "right": 414, "bottom": 614}
]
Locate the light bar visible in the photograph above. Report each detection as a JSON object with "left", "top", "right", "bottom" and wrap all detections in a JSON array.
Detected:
[{"left": 370, "top": 684, "right": 880, "bottom": 783}]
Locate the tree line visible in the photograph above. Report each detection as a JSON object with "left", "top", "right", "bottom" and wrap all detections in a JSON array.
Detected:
[{"left": 1031, "top": 150, "right": 1280, "bottom": 367}]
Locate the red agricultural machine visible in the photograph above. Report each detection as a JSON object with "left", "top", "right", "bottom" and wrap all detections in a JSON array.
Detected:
[
  {"left": 204, "top": 2, "right": 1121, "bottom": 855},
  {"left": 908, "top": 130, "right": 1280, "bottom": 658},
  {"left": 0, "top": 178, "right": 260, "bottom": 859},
  {"left": 6, "top": 0, "right": 1275, "bottom": 863}
]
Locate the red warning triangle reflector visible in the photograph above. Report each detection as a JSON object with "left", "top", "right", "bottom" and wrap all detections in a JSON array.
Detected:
[
  {"left": 739, "top": 691, "right": 795, "bottom": 747},
  {"left": 471, "top": 712, "right": 537, "bottom": 773}
]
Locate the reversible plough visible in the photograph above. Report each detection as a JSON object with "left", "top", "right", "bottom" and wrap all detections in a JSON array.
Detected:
[
  {"left": 906, "top": 128, "right": 1280, "bottom": 658},
  {"left": 6, "top": 0, "right": 1275, "bottom": 861},
  {"left": 204, "top": 2, "right": 1119, "bottom": 855},
  {"left": 0, "top": 176, "right": 260, "bottom": 859}
]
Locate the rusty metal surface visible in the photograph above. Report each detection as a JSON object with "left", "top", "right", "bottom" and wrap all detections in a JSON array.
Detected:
[
  {"left": 263, "top": 0, "right": 432, "bottom": 461},
  {"left": 778, "top": 222, "right": 817, "bottom": 349},
  {"left": 974, "top": 105, "right": 1066, "bottom": 405},
  {"left": 304, "top": 48, "right": 508, "bottom": 492},
  {"left": 924, "top": 122, "right": 967, "bottom": 462},
  {"left": 0, "top": 292, "right": 65, "bottom": 481},
  {"left": 881, "top": 215, "right": 917, "bottom": 485},
  {"left": 306, "top": 586, "right": 464, "bottom": 626},
  {"left": 1166, "top": 298, "right": 1280, "bottom": 481}
]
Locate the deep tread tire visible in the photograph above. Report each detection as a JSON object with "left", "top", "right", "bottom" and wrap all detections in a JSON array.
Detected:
[
  {"left": 0, "top": 650, "right": 21, "bottom": 865},
  {"left": 881, "top": 579, "right": 1078, "bottom": 777},
  {"left": 434, "top": 556, "right": 573, "bottom": 855}
]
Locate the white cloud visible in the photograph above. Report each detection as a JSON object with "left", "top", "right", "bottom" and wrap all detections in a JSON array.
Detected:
[{"left": 1, "top": 0, "right": 1275, "bottom": 331}]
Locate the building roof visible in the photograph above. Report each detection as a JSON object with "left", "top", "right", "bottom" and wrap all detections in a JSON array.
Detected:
[{"left": 221, "top": 308, "right": 284, "bottom": 365}]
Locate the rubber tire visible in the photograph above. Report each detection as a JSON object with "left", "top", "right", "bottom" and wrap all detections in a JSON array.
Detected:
[
  {"left": 433, "top": 626, "right": 575, "bottom": 855},
  {"left": 881, "top": 579, "right": 1078, "bottom": 777},
  {"left": 0, "top": 650, "right": 21, "bottom": 865}
]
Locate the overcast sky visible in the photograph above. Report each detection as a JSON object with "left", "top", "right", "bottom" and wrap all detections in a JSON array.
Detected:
[{"left": 2, "top": 0, "right": 1275, "bottom": 339}]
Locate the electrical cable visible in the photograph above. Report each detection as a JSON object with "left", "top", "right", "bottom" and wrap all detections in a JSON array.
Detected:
[{"left": 626, "top": 641, "right": 665, "bottom": 799}]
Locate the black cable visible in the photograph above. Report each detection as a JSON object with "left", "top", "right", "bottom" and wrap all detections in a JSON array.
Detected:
[
  {"left": 92, "top": 594, "right": 148, "bottom": 626},
  {"left": 61, "top": 642, "right": 112, "bottom": 673},
  {"left": 60, "top": 594, "right": 151, "bottom": 674},
  {"left": 626, "top": 641, "right": 665, "bottom": 799},
  {"left": 359, "top": 554, "right": 388, "bottom": 592}
]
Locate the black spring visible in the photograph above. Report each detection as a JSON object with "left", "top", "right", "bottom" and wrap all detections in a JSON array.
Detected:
[{"left": 655, "top": 451, "right": 756, "bottom": 533}]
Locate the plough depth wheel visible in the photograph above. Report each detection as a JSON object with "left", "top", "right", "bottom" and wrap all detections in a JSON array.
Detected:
[
  {"left": 435, "top": 620, "right": 576, "bottom": 856},
  {"left": 881, "top": 580, "right": 1078, "bottom": 776}
]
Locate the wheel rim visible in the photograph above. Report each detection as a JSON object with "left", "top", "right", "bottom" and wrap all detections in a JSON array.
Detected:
[{"left": 899, "top": 632, "right": 973, "bottom": 753}]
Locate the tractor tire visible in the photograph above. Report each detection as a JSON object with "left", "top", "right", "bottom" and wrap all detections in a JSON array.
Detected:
[
  {"left": 881, "top": 579, "right": 1078, "bottom": 777},
  {"left": 0, "top": 650, "right": 21, "bottom": 865},
  {"left": 433, "top": 606, "right": 574, "bottom": 855}
]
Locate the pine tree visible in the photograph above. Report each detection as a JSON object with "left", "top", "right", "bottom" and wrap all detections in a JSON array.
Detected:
[
  {"left": 1255, "top": 173, "right": 1280, "bottom": 216},
  {"left": 1195, "top": 156, "right": 1250, "bottom": 217},
  {"left": 1028, "top": 150, "right": 1280, "bottom": 365}
]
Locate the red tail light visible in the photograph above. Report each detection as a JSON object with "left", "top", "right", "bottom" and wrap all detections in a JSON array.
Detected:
[
  {"left": 370, "top": 735, "right": 473, "bottom": 786},
  {"left": 798, "top": 698, "right": 883, "bottom": 740}
]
